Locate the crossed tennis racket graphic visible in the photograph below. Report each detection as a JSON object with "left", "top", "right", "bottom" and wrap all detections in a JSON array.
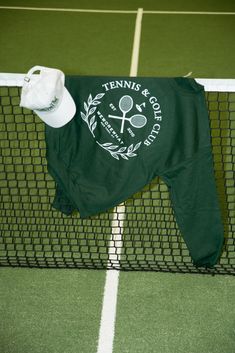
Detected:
[{"left": 108, "top": 95, "right": 147, "bottom": 134}]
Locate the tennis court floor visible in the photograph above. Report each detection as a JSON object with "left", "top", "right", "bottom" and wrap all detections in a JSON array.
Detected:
[{"left": 0, "top": 2, "right": 235, "bottom": 353}]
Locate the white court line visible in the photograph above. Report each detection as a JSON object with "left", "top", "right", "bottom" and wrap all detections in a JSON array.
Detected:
[
  {"left": 144, "top": 10, "right": 235, "bottom": 15},
  {"left": 0, "top": 6, "right": 136, "bottom": 14},
  {"left": 96, "top": 206, "right": 125, "bottom": 353},
  {"left": 1, "top": 6, "right": 235, "bottom": 15},
  {"left": 96, "top": 8, "right": 143, "bottom": 353},
  {"left": 130, "top": 8, "right": 143, "bottom": 77}
]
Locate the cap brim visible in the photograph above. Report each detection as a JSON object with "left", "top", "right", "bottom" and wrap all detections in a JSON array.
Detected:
[{"left": 34, "top": 87, "right": 76, "bottom": 128}]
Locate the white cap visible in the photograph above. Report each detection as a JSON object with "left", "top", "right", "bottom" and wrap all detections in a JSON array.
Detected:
[{"left": 20, "top": 65, "right": 76, "bottom": 128}]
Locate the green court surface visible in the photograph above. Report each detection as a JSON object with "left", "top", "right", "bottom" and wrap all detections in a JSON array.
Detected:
[
  {"left": 139, "top": 14, "right": 235, "bottom": 77},
  {"left": 0, "top": 268, "right": 105, "bottom": 353},
  {"left": 1, "top": 0, "right": 235, "bottom": 11},
  {"left": 0, "top": 2, "right": 235, "bottom": 353},
  {"left": 114, "top": 272, "right": 235, "bottom": 353},
  {"left": 1, "top": 269, "right": 235, "bottom": 353},
  {"left": 0, "top": 10, "right": 135, "bottom": 75},
  {"left": 0, "top": 1, "right": 235, "bottom": 77}
]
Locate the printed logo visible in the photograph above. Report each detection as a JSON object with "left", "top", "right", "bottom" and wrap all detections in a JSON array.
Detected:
[
  {"left": 80, "top": 80, "right": 163, "bottom": 161},
  {"left": 108, "top": 95, "right": 147, "bottom": 134},
  {"left": 37, "top": 96, "right": 59, "bottom": 112}
]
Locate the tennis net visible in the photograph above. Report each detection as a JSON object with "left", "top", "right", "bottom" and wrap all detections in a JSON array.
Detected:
[{"left": 0, "top": 75, "right": 234, "bottom": 275}]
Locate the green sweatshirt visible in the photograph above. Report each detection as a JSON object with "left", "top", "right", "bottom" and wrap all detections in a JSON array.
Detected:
[{"left": 45, "top": 76, "right": 224, "bottom": 267}]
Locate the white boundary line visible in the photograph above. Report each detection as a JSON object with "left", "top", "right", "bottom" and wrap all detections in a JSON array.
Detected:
[
  {"left": 130, "top": 8, "right": 143, "bottom": 77},
  {"left": 96, "top": 8, "right": 143, "bottom": 353},
  {"left": 144, "top": 10, "right": 235, "bottom": 15},
  {"left": 1, "top": 6, "right": 235, "bottom": 15},
  {"left": 0, "top": 6, "right": 136, "bottom": 14},
  {"left": 96, "top": 206, "right": 125, "bottom": 353}
]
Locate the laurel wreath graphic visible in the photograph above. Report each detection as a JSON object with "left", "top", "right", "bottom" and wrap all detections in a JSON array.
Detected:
[
  {"left": 80, "top": 94, "right": 142, "bottom": 160},
  {"left": 80, "top": 93, "right": 105, "bottom": 137},
  {"left": 96, "top": 141, "right": 142, "bottom": 160}
]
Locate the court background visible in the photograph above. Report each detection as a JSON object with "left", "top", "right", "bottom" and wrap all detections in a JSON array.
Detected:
[{"left": 0, "top": 1, "right": 235, "bottom": 353}]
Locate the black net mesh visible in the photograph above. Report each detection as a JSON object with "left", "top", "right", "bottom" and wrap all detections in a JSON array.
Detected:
[{"left": 0, "top": 85, "right": 234, "bottom": 274}]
